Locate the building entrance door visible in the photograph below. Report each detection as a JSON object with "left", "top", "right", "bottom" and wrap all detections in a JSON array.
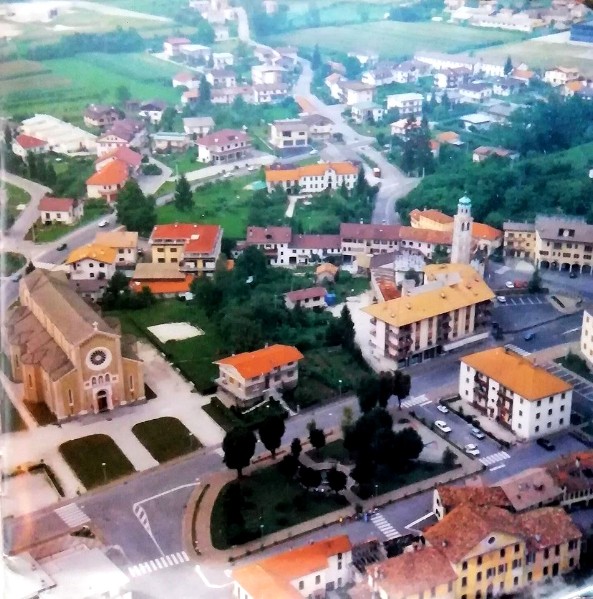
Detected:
[{"left": 96, "top": 389, "right": 109, "bottom": 412}]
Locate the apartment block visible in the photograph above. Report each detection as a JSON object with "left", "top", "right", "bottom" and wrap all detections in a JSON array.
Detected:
[
  {"left": 269, "top": 119, "right": 309, "bottom": 149},
  {"left": 265, "top": 162, "right": 358, "bottom": 194},
  {"left": 581, "top": 310, "right": 593, "bottom": 368}
]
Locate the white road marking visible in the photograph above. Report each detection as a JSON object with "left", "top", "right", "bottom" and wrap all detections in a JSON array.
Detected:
[
  {"left": 128, "top": 552, "right": 190, "bottom": 578},
  {"left": 563, "top": 327, "right": 581, "bottom": 335},
  {"left": 195, "top": 565, "right": 234, "bottom": 589},
  {"left": 480, "top": 451, "right": 510, "bottom": 466},
  {"left": 490, "top": 464, "right": 506, "bottom": 472},
  {"left": 405, "top": 512, "right": 434, "bottom": 529},
  {"left": 371, "top": 513, "right": 399, "bottom": 540},
  {"left": 401, "top": 394, "right": 430, "bottom": 409},
  {"left": 419, "top": 400, "right": 432, "bottom": 407},
  {"left": 54, "top": 504, "right": 90, "bottom": 528}
]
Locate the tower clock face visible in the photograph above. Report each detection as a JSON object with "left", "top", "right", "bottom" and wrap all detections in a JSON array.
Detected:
[{"left": 86, "top": 347, "right": 112, "bottom": 370}]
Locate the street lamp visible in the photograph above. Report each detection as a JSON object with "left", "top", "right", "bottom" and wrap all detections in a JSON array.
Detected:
[
  {"left": 101, "top": 462, "right": 107, "bottom": 484},
  {"left": 188, "top": 432, "right": 194, "bottom": 451},
  {"left": 374, "top": 483, "right": 378, "bottom": 498},
  {"left": 338, "top": 379, "right": 342, "bottom": 397}
]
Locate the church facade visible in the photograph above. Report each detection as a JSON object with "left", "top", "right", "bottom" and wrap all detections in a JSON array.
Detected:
[{"left": 3, "top": 270, "right": 145, "bottom": 420}]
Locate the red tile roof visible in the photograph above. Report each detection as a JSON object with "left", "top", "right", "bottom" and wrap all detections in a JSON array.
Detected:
[
  {"left": 409, "top": 208, "right": 454, "bottom": 225},
  {"left": 38, "top": 196, "right": 75, "bottom": 212},
  {"left": 86, "top": 160, "right": 129, "bottom": 186},
  {"left": 198, "top": 128, "right": 249, "bottom": 148},
  {"left": 265, "top": 162, "right": 357, "bottom": 183},
  {"left": 340, "top": 222, "right": 401, "bottom": 241},
  {"left": 150, "top": 223, "right": 221, "bottom": 255},
  {"left": 399, "top": 226, "right": 452, "bottom": 245},
  {"left": 174, "top": 71, "right": 198, "bottom": 82},
  {"left": 216, "top": 344, "right": 304, "bottom": 379},
  {"left": 472, "top": 222, "right": 502, "bottom": 242},
  {"left": 14, "top": 134, "right": 47, "bottom": 150},
  {"left": 289, "top": 234, "right": 341, "bottom": 250},
  {"left": 130, "top": 275, "right": 194, "bottom": 296},
  {"left": 245, "top": 226, "right": 292, "bottom": 244},
  {"left": 95, "top": 147, "right": 142, "bottom": 169},
  {"left": 436, "top": 484, "right": 512, "bottom": 513},
  {"left": 285, "top": 286, "right": 326, "bottom": 302},
  {"left": 518, "top": 507, "right": 581, "bottom": 550}
]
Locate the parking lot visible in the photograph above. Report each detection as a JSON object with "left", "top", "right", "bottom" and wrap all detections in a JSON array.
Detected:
[
  {"left": 492, "top": 293, "right": 561, "bottom": 333},
  {"left": 494, "top": 294, "right": 547, "bottom": 307}
]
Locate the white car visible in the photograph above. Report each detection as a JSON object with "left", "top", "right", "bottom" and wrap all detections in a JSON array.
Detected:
[
  {"left": 434, "top": 420, "right": 452, "bottom": 434},
  {"left": 98, "top": 219, "right": 108, "bottom": 227},
  {"left": 465, "top": 444, "right": 480, "bottom": 456},
  {"left": 247, "top": 165, "right": 255, "bottom": 171},
  {"left": 497, "top": 296, "right": 507, "bottom": 303},
  {"left": 505, "top": 281, "right": 515, "bottom": 289},
  {"left": 309, "top": 149, "right": 318, "bottom": 155},
  {"left": 437, "top": 404, "right": 449, "bottom": 414},
  {"left": 223, "top": 172, "right": 231, "bottom": 178}
]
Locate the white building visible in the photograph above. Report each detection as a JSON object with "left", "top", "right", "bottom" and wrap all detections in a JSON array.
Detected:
[
  {"left": 264, "top": 162, "right": 358, "bottom": 194},
  {"left": 582, "top": 310, "right": 593, "bottom": 368},
  {"left": 233, "top": 536, "right": 352, "bottom": 598},
  {"left": 269, "top": 119, "right": 309, "bottom": 149},
  {"left": 285, "top": 286, "right": 327, "bottom": 310},
  {"left": 20, "top": 114, "right": 97, "bottom": 155},
  {"left": 163, "top": 37, "right": 191, "bottom": 57},
  {"left": 66, "top": 243, "right": 117, "bottom": 300},
  {"left": 183, "top": 116, "right": 215, "bottom": 138},
  {"left": 544, "top": 66, "right": 579, "bottom": 86},
  {"left": 460, "top": 346, "right": 573, "bottom": 439},
  {"left": 38, "top": 196, "right": 82, "bottom": 225},
  {"left": 386, "top": 92, "right": 423, "bottom": 115},
  {"left": 351, "top": 102, "right": 385, "bottom": 124},
  {"left": 12, "top": 133, "right": 48, "bottom": 158},
  {"left": 451, "top": 195, "right": 473, "bottom": 264},
  {"left": 138, "top": 100, "right": 167, "bottom": 125},
  {"left": 251, "top": 63, "right": 285, "bottom": 85},
  {"left": 341, "top": 81, "right": 375, "bottom": 106},
  {"left": 95, "top": 230, "right": 139, "bottom": 268},
  {"left": 458, "top": 82, "right": 493, "bottom": 102},
  {"left": 414, "top": 51, "right": 475, "bottom": 72},
  {"left": 212, "top": 51, "right": 234, "bottom": 68},
  {"left": 196, "top": 129, "right": 250, "bottom": 163}
]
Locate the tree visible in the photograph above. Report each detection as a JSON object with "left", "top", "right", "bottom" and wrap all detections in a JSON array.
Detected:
[
  {"left": 528, "top": 268, "right": 542, "bottom": 293},
  {"left": 341, "top": 406, "right": 354, "bottom": 437},
  {"left": 191, "top": 276, "right": 223, "bottom": 316},
  {"left": 431, "top": 244, "right": 449, "bottom": 264},
  {"left": 344, "top": 56, "right": 362, "bottom": 80},
  {"left": 393, "top": 371, "right": 411, "bottom": 408},
  {"left": 258, "top": 414, "right": 285, "bottom": 458},
  {"left": 339, "top": 304, "right": 355, "bottom": 350},
  {"left": 234, "top": 246, "right": 268, "bottom": 284},
  {"left": 116, "top": 85, "right": 131, "bottom": 105},
  {"left": 393, "top": 427, "right": 423, "bottom": 462},
  {"left": 326, "top": 467, "right": 347, "bottom": 495},
  {"left": 357, "top": 374, "right": 380, "bottom": 413},
  {"left": 25, "top": 261, "right": 35, "bottom": 274},
  {"left": 404, "top": 268, "right": 421, "bottom": 285},
  {"left": 299, "top": 465, "right": 322, "bottom": 490},
  {"left": 160, "top": 106, "right": 176, "bottom": 131},
  {"left": 290, "top": 437, "right": 302, "bottom": 458},
  {"left": 279, "top": 454, "right": 299, "bottom": 478},
  {"left": 115, "top": 180, "right": 156, "bottom": 236},
  {"left": 222, "top": 427, "right": 257, "bottom": 478},
  {"left": 173, "top": 174, "right": 193, "bottom": 212},
  {"left": 309, "top": 426, "right": 326, "bottom": 455},
  {"left": 504, "top": 55, "right": 513, "bottom": 76},
  {"left": 27, "top": 152, "right": 37, "bottom": 180},
  {"left": 442, "top": 447, "right": 457, "bottom": 468},
  {"left": 3, "top": 124, "right": 12, "bottom": 145},
  {"left": 45, "top": 163, "right": 57, "bottom": 188},
  {"left": 199, "top": 75, "right": 212, "bottom": 105},
  {"left": 311, "top": 43, "right": 321, "bottom": 71}
]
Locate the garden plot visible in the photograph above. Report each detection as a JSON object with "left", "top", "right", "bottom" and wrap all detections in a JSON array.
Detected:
[{"left": 148, "top": 322, "right": 204, "bottom": 343}]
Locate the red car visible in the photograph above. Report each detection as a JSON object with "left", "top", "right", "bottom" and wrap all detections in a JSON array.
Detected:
[{"left": 514, "top": 280, "right": 528, "bottom": 289}]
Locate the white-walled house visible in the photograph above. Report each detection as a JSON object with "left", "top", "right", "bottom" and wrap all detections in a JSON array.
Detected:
[
  {"left": 386, "top": 92, "right": 423, "bottom": 115},
  {"left": 65, "top": 243, "right": 117, "bottom": 300},
  {"left": 214, "top": 344, "right": 304, "bottom": 409},
  {"left": 95, "top": 230, "right": 139, "bottom": 268},
  {"left": 582, "top": 310, "right": 593, "bottom": 368},
  {"left": 284, "top": 286, "right": 326, "bottom": 310},
  {"left": 38, "top": 196, "right": 82, "bottom": 225},
  {"left": 232, "top": 536, "right": 352, "bottom": 599},
  {"left": 460, "top": 347, "right": 573, "bottom": 439},
  {"left": 183, "top": 116, "right": 215, "bottom": 138},
  {"left": 12, "top": 133, "right": 48, "bottom": 158},
  {"left": 265, "top": 162, "right": 358, "bottom": 194}
]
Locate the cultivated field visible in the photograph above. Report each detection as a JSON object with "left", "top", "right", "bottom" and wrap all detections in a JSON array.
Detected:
[
  {"left": 264, "top": 20, "right": 524, "bottom": 57},
  {"left": 0, "top": 52, "right": 180, "bottom": 121},
  {"left": 469, "top": 31, "right": 593, "bottom": 77}
]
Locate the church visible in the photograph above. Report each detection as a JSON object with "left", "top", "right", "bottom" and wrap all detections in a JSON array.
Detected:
[{"left": 3, "top": 269, "right": 145, "bottom": 420}]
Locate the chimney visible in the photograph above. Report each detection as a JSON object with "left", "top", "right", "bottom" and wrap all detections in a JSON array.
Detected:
[
  {"left": 576, "top": 457, "right": 581, "bottom": 470},
  {"left": 442, "top": 540, "right": 448, "bottom": 547}
]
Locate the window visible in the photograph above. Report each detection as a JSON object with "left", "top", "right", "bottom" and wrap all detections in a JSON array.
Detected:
[
  {"left": 548, "top": 409, "right": 553, "bottom": 415},
  {"left": 68, "top": 389, "right": 74, "bottom": 406},
  {"left": 477, "top": 556, "right": 483, "bottom": 566},
  {"left": 555, "top": 545, "right": 560, "bottom": 556},
  {"left": 498, "top": 565, "right": 506, "bottom": 574},
  {"left": 487, "top": 568, "right": 495, "bottom": 578},
  {"left": 462, "top": 561, "right": 468, "bottom": 571},
  {"left": 543, "top": 566, "right": 549, "bottom": 576},
  {"left": 512, "top": 559, "right": 521, "bottom": 569},
  {"left": 561, "top": 405, "right": 565, "bottom": 412},
  {"left": 544, "top": 549, "right": 549, "bottom": 559},
  {"left": 535, "top": 425, "right": 539, "bottom": 432},
  {"left": 536, "top": 413, "right": 540, "bottom": 420},
  {"left": 299, "top": 581, "right": 304, "bottom": 590},
  {"left": 477, "top": 572, "right": 482, "bottom": 582},
  {"left": 462, "top": 577, "right": 468, "bottom": 587},
  {"left": 500, "top": 548, "right": 506, "bottom": 558},
  {"left": 537, "top": 400, "right": 541, "bottom": 407},
  {"left": 547, "top": 422, "right": 552, "bottom": 428},
  {"left": 570, "top": 558, "right": 575, "bottom": 567},
  {"left": 513, "top": 577, "right": 518, "bottom": 587},
  {"left": 515, "top": 544, "right": 520, "bottom": 553},
  {"left": 448, "top": 582, "right": 453, "bottom": 593},
  {"left": 527, "top": 572, "right": 533, "bottom": 582}
]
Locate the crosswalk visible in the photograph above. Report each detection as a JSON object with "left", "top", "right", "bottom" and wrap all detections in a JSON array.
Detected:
[
  {"left": 480, "top": 451, "right": 510, "bottom": 467},
  {"left": 371, "top": 513, "right": 400, "bottom": 540},
  {"left": 128, "top": 551, "right": 190, "bottom": 578},
  {"left": 400, "top": 394, "right": 431, "bottom": 409},
  {"left": 54, "top": 504, "right": 90, "bottom": 528}
]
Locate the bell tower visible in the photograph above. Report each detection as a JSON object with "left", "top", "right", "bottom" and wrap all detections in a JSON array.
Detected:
[{"left": 451, "top": 195, "right": 473, "bottom": 264}]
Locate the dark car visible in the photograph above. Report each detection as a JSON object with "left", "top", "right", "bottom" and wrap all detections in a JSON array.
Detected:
[
  {"left": 537, "top": 438, "right": 555, "bottom": 451},
  {"left": 524, "top": 331, "right": 535, "bottom": 341},
  {"left": 57, "top": 243, "right": 68, "bottom": 251},
  {"left": 569, "top": 271, "right": 578, "bottom": 279}
]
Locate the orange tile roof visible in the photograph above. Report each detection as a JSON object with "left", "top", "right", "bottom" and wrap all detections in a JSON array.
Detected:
[
  {"left": 369, "top": 546, "right": 457, "bottom": 599},
  {"left": 265, "top": 162, "right": 358, "bottom": 183},
  {"left": 86, "top": 159, "right": 129, "bottom": 186},
  {"left": 65, "top": 243, "right": 117, "bottom": 265},
  {"left": 565, "top": 80, "right": 584, "bottom": 92},
  {"left": 462, "top": 347, "right": 572, "bottom": 401},
  {"left": 295, "top": 95, "right": 317, "bottom": 113},
  {"left": 512, "top": 69, "right": 534, "bottom": 79},
  {"left": 378, "top": 280, "right": 400, "bottom": 301},
  {"left": 545, "top": 451, "right": 593, "bottom": 492},
  {"left": 150, "top": 223, "right": 222, "bottom": 255},
  {"left": 233, "top": 535, "right": 351, "bottom": 599},
  {"left": 472, "top": 221, "right": 502, "bottom": 242},
  {"left": 435, "top": 131, "right": 460, "bottom": 143},
  {"left": 130, "top": 274, "right": 193, "bottom": 296},
  {"left": 518, "top": 507, "right": 581, "bottom": 550},
  {"left": 216, "top": 344, "right": 304, "bottom": 379},
  {"left": 399, "top": 225, "right": 452, "bottom": 245},
  {"left": 316, "top": 262, "right": 339, "bottom": 275},
  {"left": 409, "top": 208, "right": 454, "bottom": 226},
  {"left": 436, "top": 484, "right": 511, "bottom": 513}
]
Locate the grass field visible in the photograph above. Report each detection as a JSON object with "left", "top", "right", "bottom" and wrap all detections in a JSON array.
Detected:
[
  {"left": 109, "top": 299, "right": 224, "bottom": 394},
  {"left": 211, "top": 464, "right": 349, "bottom": 549},
  {"left": 264, "top": 21, "right": 524, "bottom": 57},
  {"left": 2, "top": 52, "right": 180, "bottom": 121},
  {"left": 132, "top": 417, "right": 202, "bottom": 462},
  {"left": 85, "top": 0, "right": 187, "bottom": 17},
  {"left": 4, "top": 182, "right": 31, "bottom": 223},
  {"left": 0, "top": 252, "right": 26, "bottom": 276},
  {"left": 156, "top": 174, "right": 261, "bottom": 240},
  {"left": 471, "top": 32, "right": 593, "bottom": 77},
  {"left": 59, "top": 434, "right": 135, "bottom": 489}
]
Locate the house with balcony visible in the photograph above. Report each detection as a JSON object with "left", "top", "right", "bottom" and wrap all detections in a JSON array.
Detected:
[
  {"left": 351, "top": 101, "right": 385, "bottom": 124},
  {"left": 83, "top": 104, "right": 122, "bottom": 129},
  {"left": 214, "top": 344, "right": 304, "bottom": 409},
  {"left": 460, "top": 346, "right": 573, "bottom": 439},
  {"left": 386, "top": 92, "right": 423, "bottom": 115},
  {"left": 149, "top": 223, "right": 222, "bottom": 277},
  {"left": 66, "top": 243, "right": 117, "bottom": 300},
  {"left": 196, "top": 129, "right": 250, "bottom": 163},
  {"left": 300, "top": 114, "right": 334, "bottom": 140},
  {"left": 85, "top": 159, "right": 129, "bottom": 203},
  {"left": 269, "top": 119, "right": 309, "bottom": 150},
  {"left": 95, "top": 230, "right": 139, "bottom": 268}
]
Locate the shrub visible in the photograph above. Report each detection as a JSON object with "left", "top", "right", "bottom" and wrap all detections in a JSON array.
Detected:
[{"left": 142, "top": 163, "right": 162, "bottom": 176}]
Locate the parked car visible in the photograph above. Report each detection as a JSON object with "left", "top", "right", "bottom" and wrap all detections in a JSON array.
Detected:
[
  {"left": 437, "top": 404, "right": 449, "bottom": 414},
  {"left": 57, "top": 243, "right": 68, "bottom": 251},
  {"left": 537, "top": 438, "right": 555, "bottom": 451},
  {"left": 470, "top": 427, "right": 485, "bottom": 440},
  {"left": 464, "top": 444, "right": 480, "bottom": 456},
  {"left": 523, "top": 331, "right": 535, "bottom": 341},
  {"left": 569, "top": 271, "right": 578, "bottom": 279},
  {"left": 505, "top": 281, "right": 515, "bottom": 289},
  {"left": 10, "top": 273, "right": 22, "bottom": 282},
  {"left": 497, "top": 296, "right": 507, "bottom": 303},
  {"left": 98, "top": 219, "right": 108, "bottom": 227},
  {"left": 514, "top": 280, "right": 528, "bottom": 289},
  {"left": 435, "top": 420, "right": 452, "bottom": 433},
  {"left": 247, "top": 165, "right": 256, "bottom": 171}
]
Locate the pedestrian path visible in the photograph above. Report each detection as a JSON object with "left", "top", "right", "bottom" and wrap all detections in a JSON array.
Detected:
[
  {"left": 400, "top": 394, "right": 431, "bottom": 409},
  {"left": 370, "top": 513, "right": 399, "bottom": 540},
  {"left": 480, "top": 451, "right": 510, "bottom": 467},
  {"left": 128, "top": 551, "right": 189, "bottom": 578},
  {"left": 54, "top": 503, "right": 90, "bottom": 528}
]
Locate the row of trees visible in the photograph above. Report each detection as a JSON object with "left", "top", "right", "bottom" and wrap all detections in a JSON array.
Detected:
[{"left": 356, "top": 370, "right": 411, "bottom": 413}]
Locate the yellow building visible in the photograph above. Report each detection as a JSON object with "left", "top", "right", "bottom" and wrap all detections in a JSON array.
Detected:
[
  {"left": 149, "top": 223, "right": 222, "bottom": 277},
  {"left": 363, "top": 264, "right": 494, "bottom": 368},
  {"left": 3, "top": 270, "right": 144, "bottom": 420}
]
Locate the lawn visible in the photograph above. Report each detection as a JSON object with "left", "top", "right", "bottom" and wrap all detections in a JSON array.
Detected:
[
  {"left": 0, "top": 252, "right": 26, "bottom": 276},
  {"left": 3, "top": 52, "right": 180, "bottom": 122},
  {"left": 28, "top": 200, "right": 110, "bottom": 242},
  {"left": 108, "top": 299, "right": 225, "bottom": 393},
  {"left": 59, "top": 434, "right": 135, "bottom": 489},
  {"left": 210, "top": 463, "right": 349, "bottom": 549},
  {"left": 306, "top": 439, "right": 351, "bottom": 464},
  {"left": 202, "top": 397, "right": 287, "bottom": 432},
  {"left": 86, "top": 0, "right": 186, "bottom": 17},
  {"left": 158, "top": 148, "right": 207, "bottom": 175},
  {"left": 132, "top": 417, "right": 202, "bottom": 462},
  {"left": 556, "top": 353, "right": 593, "bottom": 383},
  {"left": 4, "top": 182, "right": 31, "bottom": 223},
  {"left": 23, "top": 400, "right": 57, "bottom": 426},
  {"left": 263, "top": 21, "right": 524, "bottom": 58},
  {"left": 156, "top": 174, "right": 262, "bottom": 240},
  {"left": 472, "top": 32, "right": 593, "bottom": 78}
]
